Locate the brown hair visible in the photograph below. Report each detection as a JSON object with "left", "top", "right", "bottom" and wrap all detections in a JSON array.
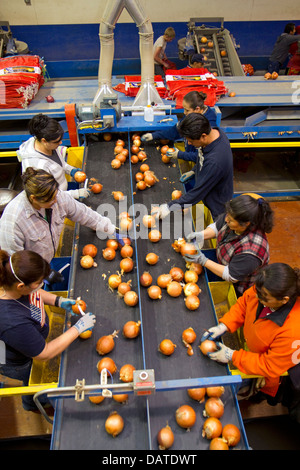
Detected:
[
  {"left": 0, "top": 250, "right": 50, "bottom": 287},
  {"left": 22, "top": 167, "right": 59, "bottom": 204}
]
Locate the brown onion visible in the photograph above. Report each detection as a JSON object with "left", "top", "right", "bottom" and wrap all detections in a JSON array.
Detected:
[
  {"left": 116, "top": 139, "right": 125, "bottom": 147},
  {"left": 74, "top": 171, "right": 86, "bottom": 183},
  {"left": 72, "top": 298, "right": 87, "bottom": 315},
  {"left": 209, "top": 438, "right": 229, "bottom": 450},
  {"left": 106, "top": 239, "right": 119, "bottom": 250},
  {"left": 184, "top": 282, "right": 201, "bottom": 297},
  {"left": 148, "top": 285, "right": 162, "bottom": 299},
  {"left": 120, "top": 244, "right": 133, "bottom": 258},
  {"left": 199, "top": 340, "right": 217, "bottom": 356},
  {"left": 206, "top": 386, "right": 225, "bottom": 398},
  {"left": 157, "top": 425, "right": 174, "bottom": 450},
  {"left": 117, "top": 281, "right": 132, "bottom": 297},
  {"left": 103, "top": 133, "right": 112, "bottom": 141},
  {"left": 96, "top": 330, "right": 119, "bottom": 355},
  {"left": 111, "top": 158, "right": 122, "bottom": 169},
  {"left": 108, "top": 274, "right": 122, "bottom": 289},
  {"left": 97, "top": 357, "right": 117, "bottom": 375},
  {"left": 184, "top": 270, "right": 199, "bottom": 284},
  {"left": 140, "top": 163, "right": 150, "bottom": 173},
  {"left": 119, "top": 364, "right": 135, "bottom": 382},
  {"left": 144, "top": 171, "right": 157, "bottom": 187},
  {"left": 112, "top": 191, "right": 124, "bottom": 201},
  {"left": 114, "top": 145, "right": 124, "bottom": 154},
  {"left": 105, "top": 411, "right": 124, "bottom": 437},
  {"left": 222, "top": 424, "right": 241, "bottom": 447},
  {"left": 180, "top": 242, "right": 198, "bottom": 257},
  {"left": 124, "top": 290, "right": 138, "bottom": 307},
  {"left": 102, "top": 247, "right": 116, "bottom": 260},
  {"left": 161, "top": 154, "right": 171, "bottom": 163},
  {"left": 188, "top": 262, "right": 203, "bottom": 275},
  {"left": 112, "top": 394, "right": 128, "bottom": 404},
  {"left": 159, "top": 339, "right": 176, "bottom": 356},
  {"left": 146, "top": 252, "right": 159, "bottom": 265},
  {"left": 137, "top": 150, "right": 147, "bottom": 161},
  {"left": 149, "top": 229, "right": 161, "bottom": 243},
  {"left": 82, "top": 244, "right": 98, "bottom": 257},
  {"left": 182, "top": 327, "right": 197, "bottom": 345},
  {"left": 135, "top": 172, "right": 144, "bottom": 182},
  {"left": 187, "top": 388, "right": 206, "bottom": 403},
  {"left": 172, "top": 190, "right": 182, "bottom": 200},
  {"left": 120, "top": 257, "right": 134, "bottom": 273},
  {"left": 131, "top": 145, "right": 139, "bottom": 154},
  {"left": 133, "top": 138, "right": 141, "bottom": 147},
  {"left": 203, "top": 397, "right": 224, "bottom": 419},
  {"left": 202, "top": 417, "right": 222, "bottom": 440},
  {"left": 142, "top": 214, "right": 156, "bottom": 228},
  {"left": 136, "top": 180, "right": 147, "bottom": 191},
  {"left": 79, "top": 329, "right": 92, "bottom": 339},
  {"left": 123, "top": 320, "right": 141, "bottom": 338},
  {"left": 116, "top": 153, "right": 126, "bottom": 164},
  {"left": 172, "top": 238, "right": 186, "bottom": 252},
  {"left": 131, "top": 155, "right": 139, "bottom": 164},
  {"left": 140, "top": 271, "right": 153, "bottom": 287},
  {"left": 169, "top": 267, "right": 184, "bottom": 282},
  {"left": 80, "top": 255, "right": 94, "bottom": 269},
  {"left": 175, "top": 405, "right": 196, "bottom": 429},
  {"left": 120, "top": 217, "right": 133, "bottom": 232},
  {"left": 121, "top": 148, "right": 129, "bottom": 158},
  {"left": 91, "top": 183, "right": 103, "bottom": 193},
  {"left": 89, "top": 395, "right": 105, "bottom": 404},
  {"left": 161, "top": 145, "right": 169, "bottom": 155},
  {"left": 157, "top": 274, "right": 172, "bottom": 288},
  {"left": 167, "top": 281, "right": 182, "bottom": 297},
  {"left": 185, "top": 295, "right": 200, "bottom": 310}
]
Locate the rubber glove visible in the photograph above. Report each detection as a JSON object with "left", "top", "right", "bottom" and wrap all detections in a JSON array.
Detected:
[
  {"left": 141, "top": 133, "right": 153, "bottom": 142},
  {"left": 78, "top": 188, "right": 91, "bottom": 199},
  {"left": 152, "top": 203, "right": 170, "bottom": 220},
  {"left": 96, "top": 217, "right": 116, "bottom": 235},
  {"left": 166, "top": 148, "right": 179, "bottom": 158},
  {"left": 180, "top": 170, "right": 195, "bottom": 183},
  {"left": 186, "top": 230, "right": 204, "bottom": 248},
  {"left": 73, "top": 312, "right": 96, "bottom": 335},
  {"left": 208, "top": 342, "right": 234, "bottom": 364},
  {"left": 70, "top": 168, "right": 82, "bottom": 178},
  {"left": 184, "top": 250, "right": 208, "bottom": 266},
  {"left": 200, "top": 323, "right": 228, "bottom": 342},
  {"left": 58, "top": 297, "right": 76, "bottom": 313}
]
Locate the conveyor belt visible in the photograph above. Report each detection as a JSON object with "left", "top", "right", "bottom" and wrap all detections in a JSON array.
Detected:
[{"left": 51, "top": 137, "right": 248, "bottom": 450}]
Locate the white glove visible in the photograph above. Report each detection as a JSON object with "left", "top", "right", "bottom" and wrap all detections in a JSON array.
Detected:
[
  {"left": 96, "top": 217, "right": 116, "bottom": 235},
  {"left": 152, "top": 203, "right": 170, "bottom": 220},
  {"left": 166, "top": 148, "right": 179, "bottom": 159},
  {"left": 73, "top": 312, "right": 96, "bottom": 335},
  {"left": 208, "top": 342, "right": 234, "bottom": 364},
  {"left": 201, "top": 323, "right": 228, "bottom": 342},
  {"left": 186, "top": 230, "right": 204, "bottom": 248},
  {"left": 70, "top": 188, "right": 91, "bottom": 199},
  {"left": 141, "top": 133, "right": 153, "bottom": 142}
]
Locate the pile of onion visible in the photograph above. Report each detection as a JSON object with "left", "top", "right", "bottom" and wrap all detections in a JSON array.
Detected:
[
  {"left": 175, "top": 405, "right": 196, "bottom": 429},
  {"left": 97, "top": 357, "right": 117, "bottom": 375},
  {"left": 123, "top": 320, "right": 141, "bottom": 338},
  {"left": 119, "top": 364, "right": 135, "bottom": 382},
  {"left": 96, "top": 330, "right": 119, "bottom": 355},
  {"left": 157, "top": 425, "right": 174, "bottom": 450},
  {"left": 159, "top": 339, "right": 176, "bottom": 356},
  {"left": 105, "top": 411, "right": 124, "bottom": 437}
]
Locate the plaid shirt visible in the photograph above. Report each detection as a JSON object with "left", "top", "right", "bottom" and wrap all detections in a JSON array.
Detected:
[
  {"left": 216, "top": 223, "right": 269, "bottom": 295},
  {"left": 0, "top": 189, "right": 114, "bottom": 263}
]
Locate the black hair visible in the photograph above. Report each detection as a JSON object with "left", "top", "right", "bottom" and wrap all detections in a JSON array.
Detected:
[
  {"left": 284, "top": 23, "right": 295, "bottom": 34},
  {"left": 225, "top": 194, "right": 274, "bottom": 233},
  {"left": 29, "top": 113, "right": 64, "bottom": 142},
  {"left": 22, "top": 167, "right": 59, "bottom": 204},
  {"left": 183, "top": 91, "right": 207, "bottom": 111},
  {"left": 0, "top": 250, "right": 50, "bottom": 287},
  {"left": 177, "top": 113, "right": 211, "bottom": 140},
  {"left": 255, "top": 263, "right": 300, "bottom": 301}
]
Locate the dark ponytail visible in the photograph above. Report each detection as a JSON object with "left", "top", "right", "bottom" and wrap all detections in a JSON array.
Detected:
[
  {"left": 29, "top": 113, "right": 63, "bottom": 142},
  {"left": 0, "top": 250, "right": 50, "bottom": 287},
  {"left": 225, "top": 194, "right": 274, "bottom": 233},
  {"left": 255, "top": 263, "right": 300, "bottom": 301},
  {"left": 22, "top": 167, "right": 59, "bottom": 204},
  {"left": 183, "top": 91, "right": 207, "bottom": 111}
]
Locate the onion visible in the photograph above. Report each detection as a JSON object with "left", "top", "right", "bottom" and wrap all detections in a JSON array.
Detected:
[
  {"left": 202, "top": 417, "right": 222, "bottom": 440},
  {"left": 106, "top": 239, "right": 119, "bottom": 251},
  {"left": 157, "top": 274, "right": 172, "bottom": 288},
  {"left": 116, "top": 139, "right": 125, "bottom": 146},
  {"left": 161, "top": 154, "right": 171, "bottom": 163},
  {"left": 91, "top": 183, "right": 103, "bottom": 194},
  {"left": 144, "top": 171, "right": 157, "bottom": 187},
  {"left": 72, "top": 298, "right": 87, "bottom": 315},
  {"left": 188, "top": 262, "right": 203, "bottom": 275},
  {"left": 131, "top": 155, "right": 139, "bottom": 164},
  {"left": 157, "top": 425, "right": 174, "bottom": 450},
  {"left": 209, "top": 438, "right": 229, "bottom": 450},
  {"left": 206, "top": 386, "right": 225, "bottom": 398},
  {"left": 184, "top": 282, "right": 201, "bottom": 297},
  {"left": 148, "top": 229, "right": 161, "bottom": 243},
  {"left": 140, "top": 271, "right": 153, "bottom": 287},
  {"left": 222, "top": 424, "right": 241, "bottom": 447},
  {"left": 161, "top": 145, "right": 169, "bottom": 155},
  {"left": 175, "top": 405, "right": 196, "bottom": 429},
  {"left": 187, "top": 388, "right": 206, "bottom": 403},
  {"left": 79, "top": 329, "right": 92, "bottom": 339},
  {"left": 160, "top": 139, "right": 169, "bottom": 145},
  {"left": 172, "top": 238, "right": 186, "bottom": 252},
  {"left": 135, "top": 172, "right": 144, "bottom": 182},
  {"left": 117, "top": 281, "right": 132, "bottom": 297},
  {"left": 159, "top": 339, "right": 176, "bottom": 356},
  {"left": 203, "top": 397, "right": 224, "bottom": 419},
  {"left": 74, "top": 171, "right": 86, "bottom": 183},
  {"left": 140, "top": 163, "right": 150, "bottom": 173},
  {"left": 136, "top": 180, "right": 147, "bottom": 191},
  {"left": 123, "top": 320, "right": 141, "bottom": 338},
  {"left": 148, "top": 285, "right": 162, "bottom": 299},
  {"left": 142, "top": 215, "right": 156, "bottom": 228},
  {"left": 121, "top": 148, "right": 129, "bottom": 158},
  {"left": 97, "top": 357, "right": 117, "bottom": 375},
  {"left": 172, "top": 190, "right": 182, "bottom": 200},
  {"left": 105, "top": 411, "right": 124, "bottom": 437},
  {"left": 133, "top": 138, "right": 141, "bottom": 147},
  {"left": 115, "top": 153, "right": 126, "bottom": 164},
  {"left": 167, "top": 281, "right": 182, "bottom": 297},
  {"left": 112, "top": 191, "right": 124, "bottom": 201},
  {"left": 146, "top": 252, "right": 159, "bottom": 265},
  {"left": 124, "top": 290, "right": 138, "bottom": 307},
  {"left": 82, "top": 244, "right": 98, "bottom": 257},
  {"left": 169, "top": 267, "right": 184, "bottom": 282},
  {"left": 182, "top": 327, "right": 197, "bottom": 345},
  {"left": 120, "top": 244, "right": 133, "bottom": 258},
  {"left": 185, "top": 295, "right": 200, "bottom": 310},
  {"left": 103, "top": 133, "right": 112, "bottom": 141},
  {"left": 119, "top": 211, "right": 130, "bottom": 219},
  {"left": 137, "top": 150, "right": 147, "bottom": 161},
  {"left": 89, "top": 395, "right": 105, "bottom": 404},
  {"left": 114, "top": 145, "right": 124, "bottom": 154},
  {"left": 120, "top": 217, "right": 133, "bottom": 232},
  {"left": 120, "top": 257, "right": 134, "bottom": 273},
  {"left": 184, "top": 270, "right": 199, "bottom": 284},
  {"left": 80, "top": 255, "right": 94, "bottom": 269},
  {"left": 180, "top": 243, "right": 197, "bottom": 257},
  {"left": 131, "top": 145, "right": 139, "bottom": 154},
  {"left": 102, "top": 247, "right": 116, "bottom": 260},
  {"left": 108, "top": 274, "right": 122, "bottom": 289},
  {"left": 199, "top": 340, "right": 217, "bottom": 356},
  {"left": 119, "top": 364, "right": 135, "bottom": 382},
  {"left": 132, "top": 133, "right": 140, "bottom": 141},
  {"left": 96, "top": 330, "right": 119, "bottom": 355},
  {"left": 120, "top": 237, "right": 131, "bottom": 247},
  {"left": 111, "top": 158, "right": 121, "bottom": 169},
  {"left": 112, "top": 394, "right": 128, "bottom": 404}
]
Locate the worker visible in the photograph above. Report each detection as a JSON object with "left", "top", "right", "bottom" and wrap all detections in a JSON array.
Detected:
[
  {"left": 287, "top": 25, "right": 300, "bottom": 75},
  {"left": 0, "top": 167, "right": 116, "bottom": 265},
  {"left": 184, "top": 193, "right": 274, "bottom": 297},
  {"left": 152, "top": 113, "right": 233, "bottom": 220},
  {"left": 189, "top": 53, "right": 207, "bottom": 69},
  {"left": 0, "top": 249, "right": 95, "bottom": 411},
  {"left": 154, "top": 27, "right": 176, "bottom": 76},
  {"left": 17, "top": 113, "right": 90, "bottom": 200},
  {"left": 201, "top": 263, "right": 300, "bottom": 415},
  {"left": 268, "top": 22, "right": 300, "bottom": 74}
]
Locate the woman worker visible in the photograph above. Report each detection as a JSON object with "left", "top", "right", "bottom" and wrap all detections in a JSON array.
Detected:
[
  {"left": 0, "top": 167, "right": 116, "bottom": 264},
  {"left": 0, "top": 249, "right": 95, "bottom": 411},
  {"left": 184, "top": 193, "right": 274, "bottom": 297},
  {"left": 17, "top": 114, "right": 90, "bottom": 200},
  {"left": 201, "top": 263, "right": 300, "bottom": 411}
]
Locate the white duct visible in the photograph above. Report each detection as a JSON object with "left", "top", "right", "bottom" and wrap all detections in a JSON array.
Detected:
[{"left": 93, "top": 0, "right": 163, "bottom": 110}]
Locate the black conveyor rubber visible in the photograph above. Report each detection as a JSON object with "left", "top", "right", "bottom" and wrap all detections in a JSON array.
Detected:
[{"left": 52, "top": 137, "right": 247, "bottom": 450}]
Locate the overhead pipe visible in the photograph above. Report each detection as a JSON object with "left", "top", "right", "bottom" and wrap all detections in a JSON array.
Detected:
[{"left": 93, "top": 0, "right": 163, "bottom": 111}]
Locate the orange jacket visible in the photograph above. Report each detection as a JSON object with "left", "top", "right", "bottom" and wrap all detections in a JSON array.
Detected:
[{"left": 220, "top": 286, "right": 300, "bottom": 397}]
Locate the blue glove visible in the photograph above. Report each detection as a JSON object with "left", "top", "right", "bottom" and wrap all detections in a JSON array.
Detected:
[
  {"left": 70, "top": 168, "right": 82, "bottom": 178},
  {"left": 58, "top": 297, "right": 76, "bottom": 314},
  {"left": 180, "top": 170, "right": 195, "bottom": 183},
  {"left": 184, "top": 250, "right": 208, "bottom": 266},
  {"left": 114, "top": 231, "right": 126, "bottom": 246}
]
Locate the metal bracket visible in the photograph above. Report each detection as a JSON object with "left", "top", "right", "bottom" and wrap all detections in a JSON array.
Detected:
[
  {"left": 133, "top": 369, "right": 155, "bottom": 396},
  {"left": 74, "top": 378, "right": 85, "bottom": 402}
]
